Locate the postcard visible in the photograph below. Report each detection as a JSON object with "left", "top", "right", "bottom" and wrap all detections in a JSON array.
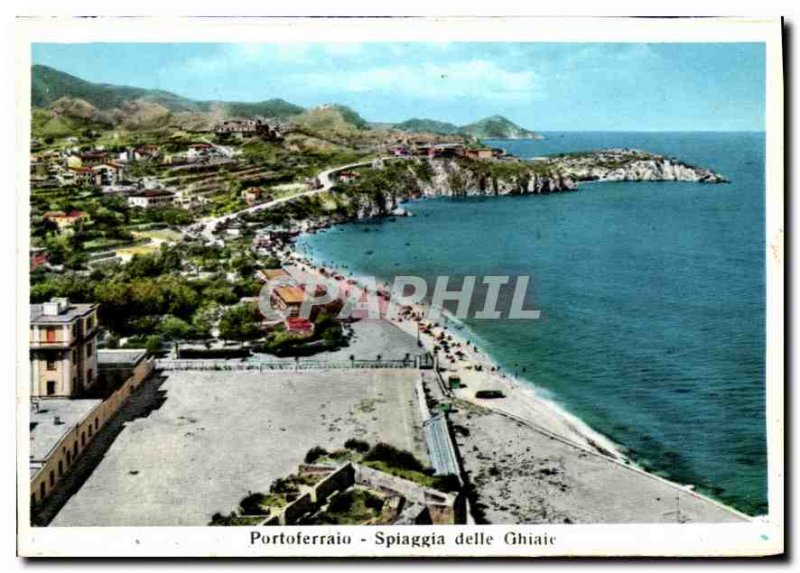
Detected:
[{"left": 15, "top": 15, "right": 784, "bottom": 557}]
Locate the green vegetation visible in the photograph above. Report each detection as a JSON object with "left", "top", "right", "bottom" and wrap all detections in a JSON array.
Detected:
[
  {"left": 344, "top": 438, "right": 370, "bottom": 453},
  {"left": 222, "top": 99, "right": 304, "bottom": 119},
  {"left": 363, "top": 442, "right": 425, "bottom": 472},
  {"left": 33, "top": 64, "right": 304, "bottom": 119},
  {"left": 238, "top": 492, "right": 271, "bottom": 515},
  {"left": 392, "top": 115, "right": 540, "bottom": 140},
  {"left": 312, "top": 489, "right": 384, "bottom": 525},
  {"left": 218, "top": 304, "right": 262, "bottom": 343},
  {"left": 293, "top": 105, "right": 370, "bottom": 143},
  {"left": 253, "top": 310, "right": 349, "bottom": 357},
  {"left": 31, "top": 242, "right": 261, "bottom": 342},
  {"left": 458, "top": 114, "right": 541, "bottom": 140},
  {"left": 304, "top": 446, "right": 329, "bottom": 464},
  {"left": 209, "top": 512, "right": 265, "bottom": 526},
  {"left": 394, "top": 118, "right": 460, "bottom": 135}
]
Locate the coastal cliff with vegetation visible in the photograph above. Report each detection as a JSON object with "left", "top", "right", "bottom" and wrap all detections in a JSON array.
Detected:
[
  {"left": 334, "top": 151, "right": 725, "bottom": 218},
  {"left": 333, "top": 159, "right": 578, "bottom": 219},
  {"left": 251, "top": 150, "right": 725, "bottom": 225}
]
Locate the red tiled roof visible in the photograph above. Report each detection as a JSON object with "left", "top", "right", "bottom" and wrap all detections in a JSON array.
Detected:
[{"left": 285, "top": 317, "right": 313, "bottom": 331}]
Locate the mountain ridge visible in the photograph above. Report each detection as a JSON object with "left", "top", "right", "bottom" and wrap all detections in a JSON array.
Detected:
[{"left": 31, "top": 64, "right": 541, "bottom": 139}]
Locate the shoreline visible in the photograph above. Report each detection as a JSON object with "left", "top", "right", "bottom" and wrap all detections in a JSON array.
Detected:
[
  {"left": 283, "top": 230, "right": 753, "bottom": 522},
  {"left": 284, "top": 239, "right": 628, "bottom": 461}
]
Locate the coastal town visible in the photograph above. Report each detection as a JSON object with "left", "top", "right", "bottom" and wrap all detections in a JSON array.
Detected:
[{"left": 27, "top": 64, "right": 745, "bottom": 528}]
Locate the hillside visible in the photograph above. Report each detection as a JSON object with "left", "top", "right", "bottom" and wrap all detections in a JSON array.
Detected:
[
  {"left": 30, "top": 65, "right": 540, "bottom": 141},
  {"left": 32, "top": 65, "right": 304, "bottom": 120},
  {"left": 393, "top": 114, "right": 541, "bottom": 140},
  {"left": 394, "top": 118, "right": 461, "bottom": 135},
  {"left": 458, "top": 115, "right": 542, "bottom": 140},
  {"left": 293, "top": 105, "right": 370, "bottom": 141}
]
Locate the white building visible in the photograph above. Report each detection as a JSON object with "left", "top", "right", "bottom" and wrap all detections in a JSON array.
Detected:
[{"left": 127, "top": 190, "right": 176, "bottom": 209}]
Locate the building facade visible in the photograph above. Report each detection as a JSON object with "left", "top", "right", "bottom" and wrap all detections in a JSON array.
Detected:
[
  {"left": 127, "top": 190, "right": 175, "bottom": 209},
  {"left": 30, "top": 298, "right": 99, "bottom": 397}
]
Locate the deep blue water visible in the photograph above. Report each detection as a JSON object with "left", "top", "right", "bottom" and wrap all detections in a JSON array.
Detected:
[{"left": 298, "top": 132, "right": 766, "bottom": 515}]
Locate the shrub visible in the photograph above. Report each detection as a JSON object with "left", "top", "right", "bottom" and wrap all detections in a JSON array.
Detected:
[
  {"left": 239, "top": 493, "right": 269, "bottom": 515},
  {"left": 304, "top": 446, "right": 328, "bottom": 464},
  {"left": 363, "top": 442, "right": 424, "bottom": 472},
  {"left": 344, "top": 438, "right": 370, "bottom": 453},
  {"left": 270, "top": 477, "right": 299, "bottom": 495}
]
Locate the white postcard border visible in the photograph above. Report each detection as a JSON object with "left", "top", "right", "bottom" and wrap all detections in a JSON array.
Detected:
[{"left": 14, "top": 15, "right": 784, "bottom": 558}]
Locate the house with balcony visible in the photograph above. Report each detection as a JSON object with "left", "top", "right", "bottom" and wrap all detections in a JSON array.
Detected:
[
  {"left": 30, "top": 298, "right": 99, "bottom": 398},
  {"left": 127, "top": 190, "right": 176, "bottom": 209}
]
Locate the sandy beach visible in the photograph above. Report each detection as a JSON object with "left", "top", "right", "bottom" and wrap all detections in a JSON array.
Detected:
[
  {"left": 280, "top": 243, "right": 751, "bottom": 523},
  {"left": 283, "top": 250, "right": 625, "bottom": 458}
]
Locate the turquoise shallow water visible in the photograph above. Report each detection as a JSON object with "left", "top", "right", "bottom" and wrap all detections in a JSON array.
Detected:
[{"left": 298, "top": 132, "right": 766, "bottom": 515}]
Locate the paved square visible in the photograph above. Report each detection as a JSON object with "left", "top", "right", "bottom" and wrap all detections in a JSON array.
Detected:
[{"left": 51, "top": 369, "right": 424, "bottom": 526}]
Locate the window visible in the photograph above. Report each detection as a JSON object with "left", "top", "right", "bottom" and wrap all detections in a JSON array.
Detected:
[
  {"left": 66, "top": 451, "right": 71, "bottom": 465},
  {"left": 46, "top": 381, "right": 56, "bottom": 396},
  {"left": 88, "top": 425, "right": 92, "bottom": 437},
  {"left": 81, "top": 432, "right": 85, "bottom": 446},
  {"left": 87, "top": 369, "right": 93, "bottom": 384},
  {"left": 40, "top": 483, "right": 45, "bottom": 499},
  {"left": 94, "top": 418, "right": 99, "bottom": 430},
  {"left": 58, "top": 460, "right": 63, "bottom": 477},
  {"left": 46, "top": 358, "right": 56, "bottom": 371},
  {"left": 45, "top": 327, "right": 57, "bottom": 343},
  {"left": 86, "top": 343, "right": 93, "bottom": 358},
  {"left": 71, "top": 349, "right": 77, "bottom": 362},
  {"left": 49, "top": 470, "right": 55, "bottom": 487}
]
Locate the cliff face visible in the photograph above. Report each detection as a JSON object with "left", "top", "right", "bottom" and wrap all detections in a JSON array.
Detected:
[
  {"left": 337, "top": 149, "right": 726, "bottom": 220},
  {"left": 420, "top": 159, "right": 576, "bottom": 197},
  {"left": 541, "top": 149, "right": 727, "bottom": 184},
  {"left": 345, "top": 159, "right": 575, "bottom": 220}
]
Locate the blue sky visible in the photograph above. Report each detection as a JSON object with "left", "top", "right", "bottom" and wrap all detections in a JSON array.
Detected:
[{"left": 32, "top": 42, "right": 765, "bottom": 131}]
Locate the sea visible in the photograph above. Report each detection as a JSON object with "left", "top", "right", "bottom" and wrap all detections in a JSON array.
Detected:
[{"left": 297, "top": 132, "right": 767, "bottom": 515}]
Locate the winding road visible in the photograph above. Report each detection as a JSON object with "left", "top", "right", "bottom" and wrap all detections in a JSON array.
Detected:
[{"left": 193, "top": 157, "right": 393, "bottom": 242}]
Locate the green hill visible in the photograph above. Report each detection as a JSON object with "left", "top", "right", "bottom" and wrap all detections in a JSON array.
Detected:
[
  {"left": 31, "top": 65, "right": 540, "bottom": 140},
  {"left": 32, "top": 64, "right": 198, "bottom": 111},
  {"left": 393, "top": 114, "right": 541, "bottom": 139},
  {"left": 395, "top": 118, "right": 461, "bottom": 135},
  {"left": 31, "top": 65, "right": 303, "bottom": 119},
  {"left": 323, "top": 104, "right": 369, "bottom": 130},
  {"left": 458, "top": 115, "right": 541, "bottom": 140},
  {"left": 293, "top": 105, "right": 371, "bottom": 142}
]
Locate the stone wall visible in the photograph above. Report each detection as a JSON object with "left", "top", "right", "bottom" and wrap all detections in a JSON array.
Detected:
[
  {"left": 30, "top": 356, "right": 154, "bottom": 505},
  {"left": 312, "top": 463, "right": 355, "bottom": 504},
  {"left": 280, "top": 492, "right": 315, "bottom": 525}
]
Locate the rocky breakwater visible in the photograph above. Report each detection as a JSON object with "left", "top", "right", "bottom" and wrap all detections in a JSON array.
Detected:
[{"left": 540, "top": 148, "right": 728, "bottom": 184}]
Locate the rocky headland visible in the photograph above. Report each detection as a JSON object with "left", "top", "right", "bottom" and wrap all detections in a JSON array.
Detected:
[{"left": 538, "top": 148, "right": 728, "bottom": 184}]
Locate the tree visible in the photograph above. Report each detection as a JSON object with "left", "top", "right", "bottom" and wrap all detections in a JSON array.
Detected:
[
  {"left": 218, "top": 304, "right": 262, "bottom": 344},
  {"left": 190, "top": 305, "right": 217, "bottom": 339},
  {"left": 145, "top": 334, "right": 163, "bottom": 355},
  {"left": 159, "top": 315, "right": 193, "bottom": 342}
]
